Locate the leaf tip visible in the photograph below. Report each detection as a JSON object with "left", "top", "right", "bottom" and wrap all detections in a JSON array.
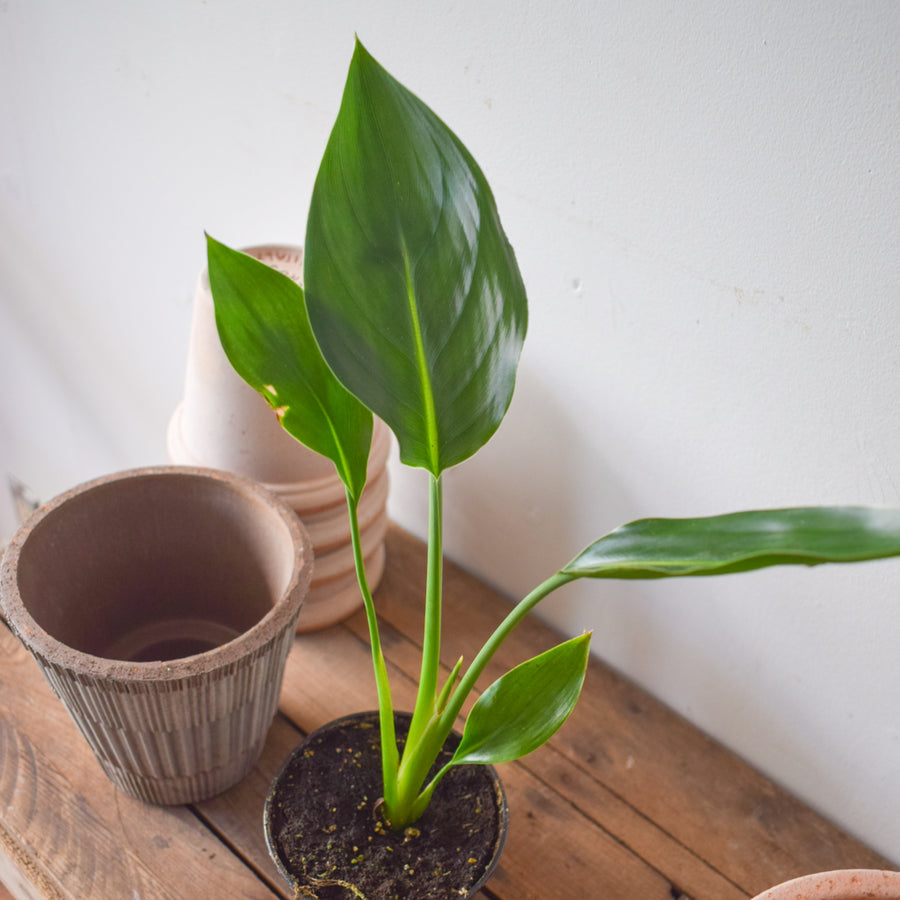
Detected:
[{"left": 352, "top": 34, "right": 372, "bottom": 65}]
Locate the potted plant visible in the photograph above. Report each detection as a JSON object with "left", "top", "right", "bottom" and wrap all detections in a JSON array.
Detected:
[{"left": 206, "top": 39, "right": 900, "bottom": 898}]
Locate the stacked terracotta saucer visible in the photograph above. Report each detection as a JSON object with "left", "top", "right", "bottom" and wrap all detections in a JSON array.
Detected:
[{"left": 167, "top": 244, "right": 390, "bottom": 631}]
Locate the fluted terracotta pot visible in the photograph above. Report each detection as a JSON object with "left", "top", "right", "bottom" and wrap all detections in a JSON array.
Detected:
[
  {"left": 168, "top": 243, "right": 390, "bottom": 631},
  {"left": 752, "top": 870, "right": 900, "bottom": 899},
  {"left": 0, "top": 466, "right": 313, "bottom": 805}
]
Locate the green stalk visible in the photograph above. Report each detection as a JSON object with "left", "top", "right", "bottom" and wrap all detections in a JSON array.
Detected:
[
  {"left": 438, "top": 569, "right": 577, "bottom": 732},
  {"left": 395, "top": 568, "right": 579, "bottom": 826},
  {"left": 346, "top": 490, "right": 399, "bottom": 810},
  {"left": 436, "top": 656, "right": 463, "bottom": 713},
  {"left": 385, "top": 475, "right": 444, "bottom": 827},
  {"left": 406, "top": 475, "right": 444, "bottom": 746}
]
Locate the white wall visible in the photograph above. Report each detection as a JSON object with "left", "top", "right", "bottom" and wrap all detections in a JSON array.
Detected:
[{"left": 2, "top": 0, "right": 898, "bottom": 863}]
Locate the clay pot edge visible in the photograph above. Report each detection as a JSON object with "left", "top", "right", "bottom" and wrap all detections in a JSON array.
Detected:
[
  {"left": 0, "top": 465, "right": 313, "bottom": 684},
  {"left": 752, "top": 869, "right": 900, "bottom": 900}
]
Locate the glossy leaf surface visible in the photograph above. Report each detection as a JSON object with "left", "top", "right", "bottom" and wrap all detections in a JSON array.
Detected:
[
  {"left": 304, "top": 39, "right": 528, "bottom": 476},
  {"left": 450, "top": 633, "right": 591, "bottom": 766},
  {"left": 564, "top": 507, "right": 900, "bottom": 579},
  {"left": 206, "top": 235, "right": 373, "bottom": 501}
]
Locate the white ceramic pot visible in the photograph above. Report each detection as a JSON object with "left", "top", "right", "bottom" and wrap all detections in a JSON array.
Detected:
[
  {"left": 168, "top": 244, "right": 390, "bottom": 631},
  {"left": 0, "top": 466, "right": 313, "bottom": 805},
  {"left": 752, "top": 870, "right": 900, "bottom": 900}
]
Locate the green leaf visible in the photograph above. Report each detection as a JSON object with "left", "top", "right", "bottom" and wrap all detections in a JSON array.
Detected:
[
  {"left": 563, "top": 507, "right": 900, "bottom": 579},
  {"left": 450, "top": 633, "right": 591, "bottom": 767},
  {"left": 206, "top": 235, "right": 373, "bottom": 502},
  {"left": 303, "top": 39, "right": 528, "bottom": 477}
]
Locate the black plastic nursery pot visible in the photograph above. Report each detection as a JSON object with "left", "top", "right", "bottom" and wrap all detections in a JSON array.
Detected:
[{"left": 264, "top": 711, "right": 509, "bottom": 900}]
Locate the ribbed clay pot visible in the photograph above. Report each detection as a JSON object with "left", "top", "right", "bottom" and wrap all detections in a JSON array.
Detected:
[
  {"left": 167, "top": 243, "right": 390, "bottom": 632},
  {"left": 0, "top": 466, "right": 313, "bottom": 805},
  {"left": 751, "top": 870, "right": 900, "bottom": 899}
]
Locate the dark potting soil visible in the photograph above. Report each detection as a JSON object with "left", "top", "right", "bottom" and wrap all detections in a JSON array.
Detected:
[{"left": 266, "top": 713, "right": 506, "bottom": 900}]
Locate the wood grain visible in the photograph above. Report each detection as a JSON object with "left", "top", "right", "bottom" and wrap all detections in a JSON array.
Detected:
[{"left": 195, "top": 713, "right": 306, "bottom": 897}]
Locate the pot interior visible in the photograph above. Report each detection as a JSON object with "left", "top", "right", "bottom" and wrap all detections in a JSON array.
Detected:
[{"left": 14, "top": 471, "right": 296, "bottom": 662}]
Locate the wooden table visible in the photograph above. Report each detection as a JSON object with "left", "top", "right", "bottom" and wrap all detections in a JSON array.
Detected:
[{"left": 0, "top": 524, "right": 892, "bottom": 899}]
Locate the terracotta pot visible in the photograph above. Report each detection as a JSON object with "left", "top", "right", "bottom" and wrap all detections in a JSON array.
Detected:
[
  {"left": 752, "top": 870, "right": 900, "bottom": 899},
  {"left": 0, "top": 466, "right": 313, "bottom": 805},
  {"left": 167, "top": 243, "right": 390, "bottom": 632},
  {"left": 264, "top": 711, "right": 509, "bottom": 900}
]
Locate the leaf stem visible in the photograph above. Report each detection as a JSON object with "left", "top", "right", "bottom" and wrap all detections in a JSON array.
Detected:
[
  {"left": 439, "top": 569, "right": 578, "bottom": 731},
  {"left": 407, "top": 474, "right": 444, "bottom": 746},
  {"left": 436, "top": 656, "right": 463, "bottom": 713},
  {"left": 346, "top": 490, "right": 399, "bottom": 809},
  {"left": 387, "top": 569, "right": 580, "bottom": 826},
  {"left": 384, "top": 475, "right": 446, "bottom": 827}
]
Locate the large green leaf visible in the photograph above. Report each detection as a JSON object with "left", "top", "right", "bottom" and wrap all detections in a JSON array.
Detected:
[
  {"left": 564, "top": 507, "right": 900, "bottom": 579},
  {"left": 450, "top": 633, "right": 591, "bottom": 767},
  {"left": 303, "top": 39, "right": 528, "bottom": 477},
  {"left": 206, "top": 235, "right": 373, "bottom": 502}
]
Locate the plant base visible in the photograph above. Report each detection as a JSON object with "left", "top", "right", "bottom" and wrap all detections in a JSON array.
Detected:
[{"left": 265, "top": 712, "right": 508, "bottom": 900}]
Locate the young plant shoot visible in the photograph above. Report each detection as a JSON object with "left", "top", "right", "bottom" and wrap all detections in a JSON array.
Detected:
[{"left": 207, "top": 40, "right": 900, "bottom": 830}]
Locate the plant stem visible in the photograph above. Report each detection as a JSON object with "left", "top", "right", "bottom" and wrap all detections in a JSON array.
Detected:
[
  {"left": 407, "top": 475, "right": 444, "bottom": 746},
  {"left": 384, "top": 475, "right": 444, "bottom": 827},
  {"left": 396, "top": 568, "right": 580, "bottom": 825},
  {"left": 435, "top": 656, "right": 463, "bottom": 713},
  {"left": 346, "top": 490, "right": 399, "bottom": 809},
  {"left": 439, "top": 569, "right": 578, "bottom": 731}
]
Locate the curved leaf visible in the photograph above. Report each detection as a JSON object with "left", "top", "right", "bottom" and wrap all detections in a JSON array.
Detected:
[
  {"left": 206, "top": 235, "right": 373, "bottom": 502},
  {"left": 304, "top": 39, "right": 527, "bottom": 476},
  {"left": 563, "top": 507, "right": 900, "bottom": 579},
  {"left": 450, "top": 633, "right": 591, "bottom": 767}
]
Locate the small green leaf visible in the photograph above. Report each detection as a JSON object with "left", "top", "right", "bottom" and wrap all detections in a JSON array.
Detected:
[
  {"left": 450, "top": 633, "right": 591, "bottom": 767},
  {"left": 206, "top": 235, "right": 373, "bottom": 502},
  {"left": 564, "top": 507, "right": 900, "bottom": 579},
  {"left": 304, "top": 39, "right": 527, "bottom": 476}
]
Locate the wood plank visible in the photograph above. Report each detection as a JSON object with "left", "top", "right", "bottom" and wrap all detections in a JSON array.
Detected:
[
  {"left": 0, "top": 626, "right": 280, "bottom": 900},
  {"left": 194, "top": 713, "right": 305, "bottom": 898},
  {"left": 370, "top": 525, "right": 889, "bottom": 896},
  {"left": 280, "top": 616, "right": 679, "bottom": 900}
]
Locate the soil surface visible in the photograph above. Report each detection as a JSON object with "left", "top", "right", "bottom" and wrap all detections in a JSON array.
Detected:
[{"left": 266, "top": 712, "right": 506, "bottom": 900}]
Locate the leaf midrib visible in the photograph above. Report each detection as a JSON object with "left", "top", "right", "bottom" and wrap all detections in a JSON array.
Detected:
[
  {"left": 401, "top": 237, "right": 440, "bottom": 473},
  {"left": 358, "top": 59, "right": 442, "bottom": 474}
]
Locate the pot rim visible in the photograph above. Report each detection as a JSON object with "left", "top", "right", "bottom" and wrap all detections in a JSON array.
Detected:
[
  {"left": 0, "top": 465, "right": 313, "bottom": 682},
  {"left": 753, "top": 869, "right": 900, "bottom": 900},
  {"left": 263, "top": 710, "right": 509, "bottom": 897}
]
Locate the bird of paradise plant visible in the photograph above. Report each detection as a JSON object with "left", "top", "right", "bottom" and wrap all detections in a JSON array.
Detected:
[{"left": 206, "top": 39, "right": 900, "bottom": 830}]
